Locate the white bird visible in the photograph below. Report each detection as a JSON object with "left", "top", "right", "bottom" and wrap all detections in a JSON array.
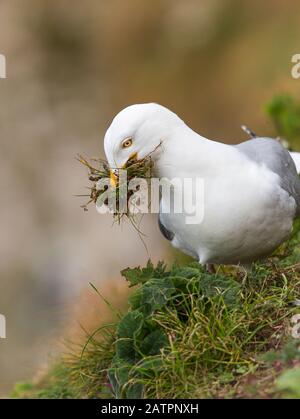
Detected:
[{"left": 104, "top": 103, "right": 300, "bottom": 266}]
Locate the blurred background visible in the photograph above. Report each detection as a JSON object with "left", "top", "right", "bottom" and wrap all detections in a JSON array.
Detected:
[{"left": 1, "top": 0, "right": 300, "bottom": 394}]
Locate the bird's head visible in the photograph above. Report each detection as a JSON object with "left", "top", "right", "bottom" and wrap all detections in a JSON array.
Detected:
[{"left": 104, "top": 103, "right": 183, "bottom": 185}]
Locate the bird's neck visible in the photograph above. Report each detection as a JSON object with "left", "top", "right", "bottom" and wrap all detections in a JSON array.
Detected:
[{"left": 154, "top": 124, "right": 240, "bottom": 180}]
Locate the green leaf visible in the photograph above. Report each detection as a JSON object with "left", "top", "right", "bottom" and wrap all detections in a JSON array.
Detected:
[
  {"left": 109, "top": 358, "right": 144, "bottom": 399},
  {"left": 199, "top": 274, "right": 241, "bottom": 307},
  {"left": 108, "top": 363, "right": 130, "bottom": 398},
  {"left": 115, "top": 339, "right": 135, "bottom": 363},
  {"left": 117, "top": 311, "right": 144, "bottom": 339},
  {"left": 140, "top": 329, "right": 168, "bottom": 356},
  {"left": 116, "top": 311, "right": 144, "bottom": 362},
  {"left": 125, "top": 382, "right": 143, "bottom": 399},
  {"left": 139, "top": 278, "right": 176, "bottom": 316},
  {"left": 171, "top": 265, "right": 203, "bottom": 279},
  {"left": 128, "top": 288, "right": 143, "bottom": 311},
  {"left": 121, "top": 260, "right": 166, "bottom": 287}
]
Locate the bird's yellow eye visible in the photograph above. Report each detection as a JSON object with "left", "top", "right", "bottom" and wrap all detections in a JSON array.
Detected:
[{"left": 122, "top": 138, "right": 133, "bottom": 148}]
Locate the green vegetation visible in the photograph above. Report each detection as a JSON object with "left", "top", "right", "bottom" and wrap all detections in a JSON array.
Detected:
[
  {"left": 77, "top": 147, "right": 156, "bottom": 222},
  {"left": 12, "top": 228, "right": 300, "bottom": 399},
  {"left": 266, "top": 94, "right": 300, "bottom": 148}
]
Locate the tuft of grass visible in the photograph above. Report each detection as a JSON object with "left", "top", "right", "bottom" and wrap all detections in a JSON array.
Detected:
[{"left": 76, "top": 142, "right": 161, "bottom": 223}]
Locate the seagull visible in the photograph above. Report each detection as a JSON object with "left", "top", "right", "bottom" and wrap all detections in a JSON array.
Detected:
[{"left": 104, "top": 103, "right": 300, "bottom": 266}]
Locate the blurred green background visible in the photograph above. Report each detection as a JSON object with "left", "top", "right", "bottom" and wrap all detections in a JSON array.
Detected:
[{"left": 1, "top": 0, "right": 300, "bottom": 394}]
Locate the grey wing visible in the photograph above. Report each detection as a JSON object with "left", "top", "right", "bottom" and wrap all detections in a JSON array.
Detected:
[{"left": 235, "top": 137, "right": 300, "bottom": 216}]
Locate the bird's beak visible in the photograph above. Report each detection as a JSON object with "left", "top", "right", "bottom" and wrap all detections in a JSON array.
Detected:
[
  {"left": 109, "top": 153, "right": 138, "bottom": 187},
  {"left": 127, "top": 152, "right": 138, "bottom": 164},
  {"left": 110, "top": 170, "right": 118, "bottom": 187}
]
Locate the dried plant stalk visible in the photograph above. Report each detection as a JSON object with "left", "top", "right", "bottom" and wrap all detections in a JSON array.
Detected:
[{"left": 76, "top": 146, "right": 159, "bottom": 223}]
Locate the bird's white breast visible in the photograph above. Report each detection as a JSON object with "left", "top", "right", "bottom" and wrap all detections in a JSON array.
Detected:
[{"left": 159, "top": 160, "right": 296, "bottom": 265}]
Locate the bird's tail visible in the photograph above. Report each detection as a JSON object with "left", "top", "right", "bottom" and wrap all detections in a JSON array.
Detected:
[
  {"left": 241, "top": 125, "right": 257, "bottom": 138},
  {"left": 290, "top": 151, "right": 300, "bottom": 173}
]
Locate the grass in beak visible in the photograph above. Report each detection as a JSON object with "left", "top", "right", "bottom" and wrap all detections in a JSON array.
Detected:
[{"left": 76, "top": 142, "right": 161, "bottom": 226}]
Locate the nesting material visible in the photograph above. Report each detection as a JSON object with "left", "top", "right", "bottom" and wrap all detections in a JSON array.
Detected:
[{"left": 76, "top": 151, "right": 155, "bottom": 223}]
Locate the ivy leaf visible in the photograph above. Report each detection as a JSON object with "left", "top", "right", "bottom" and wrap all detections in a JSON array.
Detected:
[
  {"left": 116, "top": 311, "right": 144, "bottom": 362},
  {"left": 125, "top": 382, "right": 143, "bottom": 399},
  {"left": 139, "top": 278, "right": 176, "bottom": 316},
  {"left": 108, "top": 362, "right": 130, "bottom": 398},
  {"left": 121, "top": 260, "right": 166, "bottom": 287},
  {"left": 117, "top": 311, "right": 144, "bottom": 339},
  {"left": 171, "top": 265, "right": 203, "bottom": 279},
  {"left": 199, "top": 274, "right": 241, "bottom": 307},
  {"left": 140, "top": 329, "right": 168, "bottom": 356}
]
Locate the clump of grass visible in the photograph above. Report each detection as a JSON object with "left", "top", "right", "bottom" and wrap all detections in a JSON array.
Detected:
[
  {"left": 76, "top": 155, "right": 110, "bottom": 211},
  {"left": 76, "top": 144, "right": 161, "bottom": 223}
]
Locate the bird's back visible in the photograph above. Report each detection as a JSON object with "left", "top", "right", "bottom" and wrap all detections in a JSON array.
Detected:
[{"left": 235, "top": 137, "right": 300, "bottom": 216}]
